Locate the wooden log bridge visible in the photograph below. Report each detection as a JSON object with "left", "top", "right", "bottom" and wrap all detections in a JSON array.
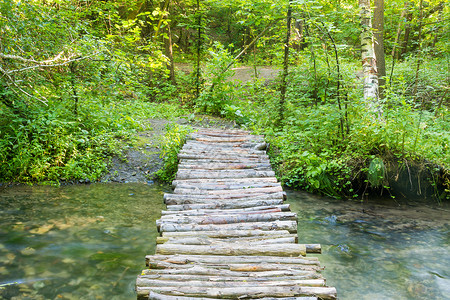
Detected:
[{"left": 136, "top": 129, "right": 337, "bottom": 300}]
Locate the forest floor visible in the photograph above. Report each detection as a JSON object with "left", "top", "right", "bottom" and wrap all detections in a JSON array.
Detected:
[{"left": 100, "top": 115, "right": 239, "bottom": 183}]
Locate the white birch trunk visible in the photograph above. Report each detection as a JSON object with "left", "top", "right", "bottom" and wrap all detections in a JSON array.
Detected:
[{"left": 359, "top": 0, "right": 382, "bottom": 118}]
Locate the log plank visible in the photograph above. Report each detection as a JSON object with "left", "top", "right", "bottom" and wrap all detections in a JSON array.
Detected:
[
  {"left": 136, "top": 286, "right": 337, "bottom": 299},
  {"left": 164, "top": 199, "right": 285, "bottom": 210},
  {"left": 145, "top": 254, "right": 320, "bottom": 266},
  {"left": 158, "top": 220, "right": 298, "bottom": 233},
  {"left": 147, "top": 291, "right": 318, "bottom": 300},
  {"left": 155, "top": 243, "right": 306, "bottom": 256},
  {"left": 161, "top": 204, "right": 290, "bottom": 215}
]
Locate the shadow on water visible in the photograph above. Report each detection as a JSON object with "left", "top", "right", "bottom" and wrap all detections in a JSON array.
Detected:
[
  {"left": 0, "top": 183, "right": 167, "bottom": 300},
  {"left": 0, "top": 184, "right": 449, "bottom": 299},
  {"left": 287, "top": 190, "right": 450, "bottom": 300}
]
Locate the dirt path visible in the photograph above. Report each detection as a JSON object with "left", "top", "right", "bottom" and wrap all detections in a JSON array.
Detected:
[
  {"left": 176, "top": 63, "right": 280, "bottom": 83},
  {"left": 101, "top": 116, "right": 239, "bottom": 183}
]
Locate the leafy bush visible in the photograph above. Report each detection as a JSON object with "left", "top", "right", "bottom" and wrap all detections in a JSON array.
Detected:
[
  {"left": 154, "top": 123, "right": 192, "bottom": 182},
  {"left": 196, "top": 42, "right": 235, "bottom": 115}
]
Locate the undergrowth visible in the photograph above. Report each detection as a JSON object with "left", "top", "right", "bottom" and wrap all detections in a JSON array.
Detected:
[
  {"left": 154, "top": 123, "right": 192, "bottom": 182},
  {"left": 0, "top": 100, "right": 188, "bottom": 185},
  {"left": 198, "top": 51, "right": 449, "bottom": 201}
]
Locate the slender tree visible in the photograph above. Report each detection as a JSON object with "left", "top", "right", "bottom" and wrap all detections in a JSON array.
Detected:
[
  {"left": 359, "top": 0, "right": 382, "bottom": 119},
  {"left": 373, "top": 0, "right": 385, "bottom": 98},
  {"left": 412, "top": 0, "right": 424, "bottom": 99},
  {"left": 195, "top": 0, "right": 202, "bottom": 98},
  {"left": 391, "top": 2, "right": 409, "bottom": 60},
  {"left": 279, "top": 0, "right": 292, "bottom": 125}
]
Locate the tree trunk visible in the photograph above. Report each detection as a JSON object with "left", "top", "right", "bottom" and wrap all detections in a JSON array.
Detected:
[
  {"left": 278, "top": 1, "right": 292, "bottom": 126},
  {"left": 392, "top": 2, "right": 409, "bottom": 60},
  {"left": 195, "top": 0, "right": 201, "bottom": 98},
  {"left": 359, "top": 0, "right": 382, "bottom": 118},
  {"left": 164, "top": 22, "right": 176, "bottom": 85},
  {"left": 400, "top": 5, "right": 413, "bottom": 58},
  {"left": 412, "top": 0, "right": 424, "bottom": 99},
  {"left": 373, "top": 0, "right": 385, "bottom": 98}
]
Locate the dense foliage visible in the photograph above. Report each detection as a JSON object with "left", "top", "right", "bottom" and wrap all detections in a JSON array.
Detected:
[{"left": 1, "top": 0, "right": 448, "bottom": 201}]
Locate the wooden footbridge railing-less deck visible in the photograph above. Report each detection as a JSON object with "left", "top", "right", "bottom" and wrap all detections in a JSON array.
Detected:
[{"left": 136, "top": 128, "right": 337, "bottom": 300}]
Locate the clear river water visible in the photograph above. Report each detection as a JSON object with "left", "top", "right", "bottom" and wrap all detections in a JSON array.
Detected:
[{"left": 0, "top": 183, "right": 448, "bottom": 300}]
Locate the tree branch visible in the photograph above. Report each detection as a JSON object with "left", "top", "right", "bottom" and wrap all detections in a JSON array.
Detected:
[{"left": 3, "top": 52, "right": 101, "bottom": 74}]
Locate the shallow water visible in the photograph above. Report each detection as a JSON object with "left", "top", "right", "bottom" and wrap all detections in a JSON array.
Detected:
[
  {"left": 287, "top": 191, "right": 450, "bottom": 300},
  {"left": 0, "top": 184, "right": 449, "bottom": 299},
  {"left": 0, "top": 183, "right": 166, "bottom": 300}
]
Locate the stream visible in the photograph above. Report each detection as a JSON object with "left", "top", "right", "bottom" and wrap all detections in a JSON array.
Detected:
[{"left": 0, "top": 183, "right": 449, "bottom": 299}]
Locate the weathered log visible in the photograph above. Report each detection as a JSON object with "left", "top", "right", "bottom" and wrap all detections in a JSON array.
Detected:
[
  {"left": 193, "top": 130, "right": 254, "bottom": 135},
  {"left": 183, "top": 140, "right": 267, "bottom": 150},
  {"left": 173, "top": 181, "right": 280, "bottom": 190},
  {"left": 145, "top": 260, "right": 322, "bottom": 272},
  {"left": 176, "top": 170, "right": 276, "bottom": 180},
  {"left": 160, "top": 229, "right": 294, "bottom": 239},
  {"left": 159, "top": 220, "right": 298, "bottom": 233},
  {"left": 148, "top": 291, "right": 219, "bottom": 300},
  {"left": 178, "top": 154, "right": 269, "bottom": 161},
  {"left": 172, "top": 177, "right": 279, "bottom": 188},
  {"left": 136, "top": 286, "right": 337, "bottom": 299},
  {"left": 184, "top": 140, "right": 265, "bottom": 149},
  {"left": 160, "top": 207, "right": 283, "bottom": 218},
  {"left": 179, "top": 148, "right": 266, "bottom": 155},
  {"left": 194, "top": 130, "right": 252, "bottom": 137},
  {"left": 305, "top": 244, "right": 322, "bottom": 254},
  {"left": 189, "top": 133, "right": 264, "bottom": 142},
  {"left": 147, "top": 291, "right": 318, "bottom": 300},
  {"left": 179, "top": 150, "right": 267, "bottom": 157},
  {"left": 179, "top": 146, "right": 267, "bottom": 154},
  {"left": 178, "top": 162, "right": 272, "bottom": 171},
  {"left": 155, "top": 243, "right": 306, "bottom": 256},
  {"left": 157, "top": 212, "right": 297, "bottom": 228},
  {"left": 137, "top": 278, "right": 325, "bottom": 288},
  {"left": 165, "top": 199, "right": 285, "bottom": 211},
  {"left": 158, "top": 211, "right": 296, "bottom": 224},
  {"left": 156, "top": 236, "right": 297, "bottom": 245},
  {"left": 161, "top": 204, "right": 291, "bottom": 215},
  {"left": 195, "top": 129, "right": 251, "bottom": 135},
  {"left": 141, "top": 273, "right": 322, "bottom": 282},
  {"left": 159, "top": 210, "right": 295, "bottom": 220},
  {"left": 145, "top": 254, "right": 320, "bottom": 266},
  {"left": 163, "top": 192, "right": 286, "bottom": 205},
  {"left": 140, "top": 264, "right": 317, "bottom": 277},
  {"left": 173, "top": 186, "right": 283, "bottom": 195},
  {"left": 156, "top": 237, "right": 320, "bottom": 253}
]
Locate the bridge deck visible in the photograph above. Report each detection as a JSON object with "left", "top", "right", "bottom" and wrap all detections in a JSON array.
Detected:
[{"left": 136, "top": 128, "right": 337, "bottom": 300}]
